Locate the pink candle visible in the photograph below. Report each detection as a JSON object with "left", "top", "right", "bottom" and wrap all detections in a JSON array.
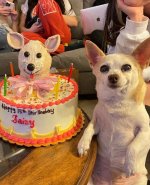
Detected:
[{"left": 68, "top": 63, "right": 73, "bottom": 83}]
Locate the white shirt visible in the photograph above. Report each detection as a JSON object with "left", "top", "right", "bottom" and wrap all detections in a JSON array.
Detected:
[
  {"left": 63, "top": 0, "right": 75, "bottom": 16},
  {"left": 107, "top": 17, "right": 150, "bottom": 54},
  {"left": 21, "top": 0, "right": 76, "bottom": 16},
  {"left": 114, "top": 16, "right": 150, "bottom": 54},
  {"left": 112, "top": 16, "right": 150, "bottom": 82}
]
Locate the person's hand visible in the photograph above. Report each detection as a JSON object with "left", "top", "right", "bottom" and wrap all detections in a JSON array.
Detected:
[
  {"left": 10, "top": 9, "right": 18, "bottom": 22},
  {"left": 29, "top": 22, "right": 43, "bottom": 33},
  {"left": 124, "top": 0, "right": 150, "bottom": 6},
  {"left": 117, "top": 0, "right": 144, "bottom": 21},
  {"left": 0, "top": 5, "right": 11, "bottom": 16}
]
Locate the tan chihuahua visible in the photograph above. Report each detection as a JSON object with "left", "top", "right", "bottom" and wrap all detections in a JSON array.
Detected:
[{"left": 78, "top": 38, "right": 150, "bottom": 185}]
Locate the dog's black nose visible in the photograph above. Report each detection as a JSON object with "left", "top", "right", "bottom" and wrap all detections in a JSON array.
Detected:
[
  {"left": 108, "top": 74, "right": 119, "bottom": 84},
  {"left": 27, "top": 63, "right": 35, "bottom": 72}
]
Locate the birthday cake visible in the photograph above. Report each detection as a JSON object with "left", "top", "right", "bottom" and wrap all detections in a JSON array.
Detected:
[{"left": 0, "top": 33, "right": 84, "bottom": 147}]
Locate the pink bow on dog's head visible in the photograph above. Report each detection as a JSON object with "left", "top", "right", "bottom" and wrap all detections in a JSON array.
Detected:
[{"left": 8, "top": 76, "right": 57, "bottom": 99}]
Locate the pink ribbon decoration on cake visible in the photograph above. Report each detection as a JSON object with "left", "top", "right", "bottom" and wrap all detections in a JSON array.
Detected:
[{"left": 8, "top": 76, "right": 57, "bottom": 99}]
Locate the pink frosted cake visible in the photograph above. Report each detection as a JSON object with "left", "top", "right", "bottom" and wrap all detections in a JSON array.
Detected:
[
  {"left": 0, "top": 75, "right": 84, "bottom": 147},
  {"left": 0, "top": 33, "right": 84, "bottom": 147}
]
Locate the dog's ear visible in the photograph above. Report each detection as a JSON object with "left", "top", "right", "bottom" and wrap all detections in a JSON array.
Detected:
[
  {"left": 85, "top": 40, "right": 105, "bottom": 67},
  {"left": 132, "top": 37, "right": 150, "bottom": 68}
]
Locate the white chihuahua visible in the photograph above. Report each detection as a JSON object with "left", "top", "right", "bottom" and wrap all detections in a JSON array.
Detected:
[{"left": 78, "top": 38, "right": 150, "bottom": 185}]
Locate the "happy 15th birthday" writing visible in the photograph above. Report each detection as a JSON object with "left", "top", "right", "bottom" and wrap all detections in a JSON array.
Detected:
[{"left": 1, "top": 103, "right": 54, "bottom": 115}]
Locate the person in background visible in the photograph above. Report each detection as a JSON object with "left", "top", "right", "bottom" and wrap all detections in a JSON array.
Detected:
[
  {"left": 57, "top": 0, "right": 78, "bottom": 27},
  {"left": 113, "top": 0, "right": 150, "bottom": 82},
  {"left": 87, "top": 0, "right": 150, "bottom": 81},
  {"left": 19, "top": 0, "right": 78, "bottom": 53},
  {"left": 0, "top": 0, "right": 18, "bottom": 52},
  {"left": 19, "top": 0, "right": 40, "bottom": 33},
  {"left": 123, "top": 0, "right": 150, "bottom": 6},
  {"left": 87, "top": 0, "right": 150, "bottom": 53},
  {"left": 105, "top": 0, "right": 150, "bottom": 54}
]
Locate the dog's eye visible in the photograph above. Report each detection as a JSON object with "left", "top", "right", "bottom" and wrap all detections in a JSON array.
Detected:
[
  {"left": 121, "top": 64, "right": 131, "bottom": 72},
  {"left": 100, "top": 65, "right": 109, "bottom": 73},
  {"left": 24, "top": 51, "right": 30, "bottom": 57},
  {"left": 36, "top": 53, "right": 42, "bottom": 58}
]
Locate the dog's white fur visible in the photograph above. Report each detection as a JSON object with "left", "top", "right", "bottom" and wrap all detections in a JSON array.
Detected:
[{"left": 78, "top": 40, "right": 150, "bottom": 185}]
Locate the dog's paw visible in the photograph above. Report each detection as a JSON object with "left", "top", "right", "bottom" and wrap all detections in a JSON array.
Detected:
[
  {"left": 124, "top": 159, "right": 136, "bottom": 177},
  {"left": 123, "top": 147, "right": 137, "bottom": 177},
  {"left": 77, "top": 137, "right": 90, "bottom": 157},
  {"left": 124, "top": 164, "right": 135, "bottom": 177}
]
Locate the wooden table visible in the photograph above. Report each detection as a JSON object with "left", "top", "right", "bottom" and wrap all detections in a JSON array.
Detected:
[{"left": 0, "top": 112, "right": 97, "bottom": 185}]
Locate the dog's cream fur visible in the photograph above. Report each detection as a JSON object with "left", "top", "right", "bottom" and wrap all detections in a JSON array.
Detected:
[{"left": 78, "top": 39, "right": 150, "bottom": 185}]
